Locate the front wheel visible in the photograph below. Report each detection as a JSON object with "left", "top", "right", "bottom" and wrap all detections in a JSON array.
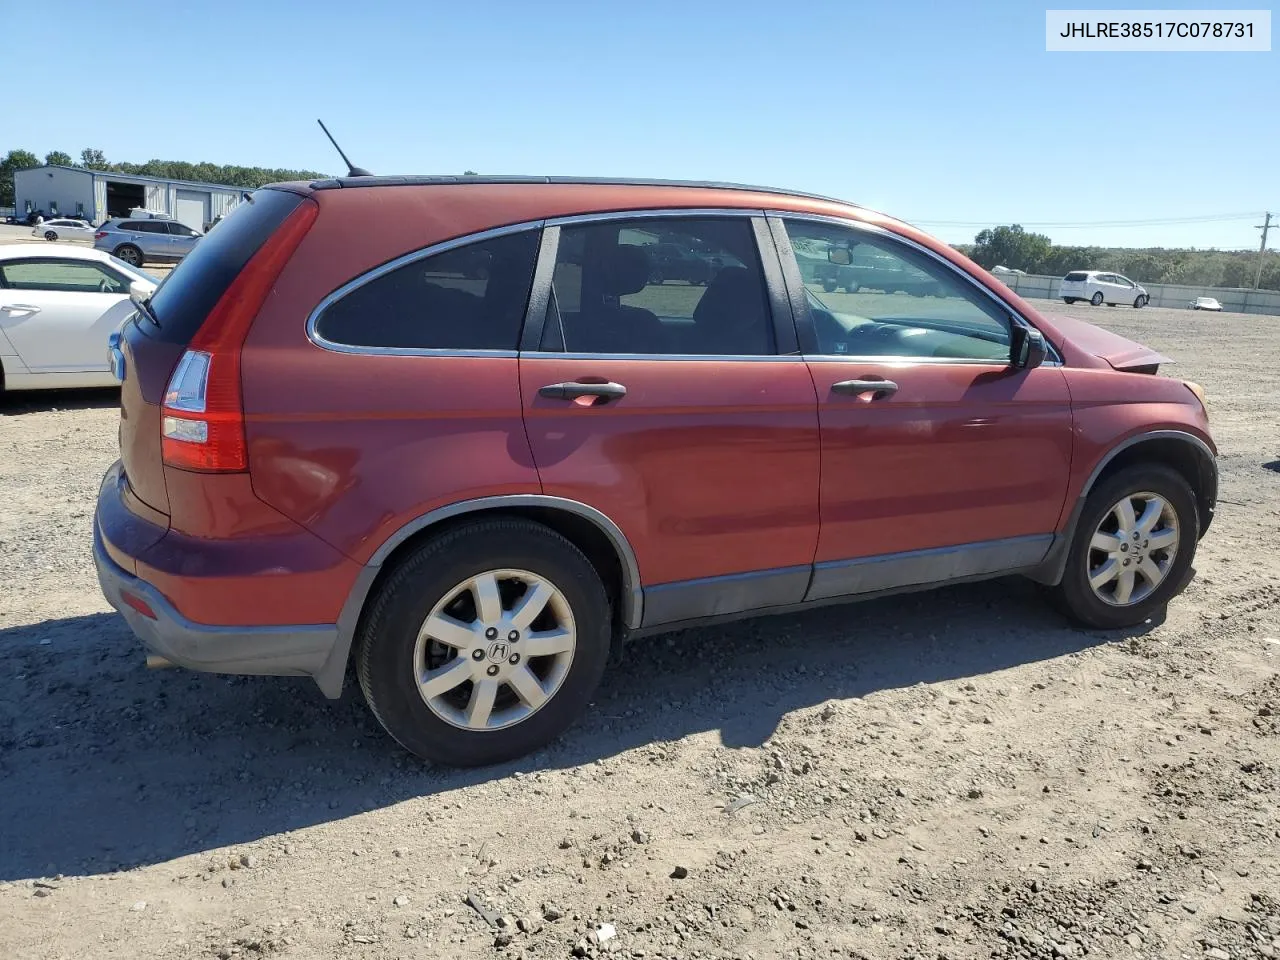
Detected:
[
  {"left": 1051, "top": 464, "right": 1198, "bottom": 629},
  {"left": 1134, "top": 295, "right": 1147, "bottom": 308},
  {"left": 821, "top": 279, "right": 837, "bottom": 293},
  {"left": 1090, "top": 292, "right": 1104, "bottom": 306},
  {"left": 356, "top": 518, "right": 612, "bottom": 766}
]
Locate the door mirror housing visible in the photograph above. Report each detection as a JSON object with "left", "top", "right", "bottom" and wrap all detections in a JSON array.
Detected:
[
  {"left": 1011, "top": 325, "right": 1048, "bottom": 369},
  {"left": 128, "top": 281, "right": 151, "bottom": 304},
  {"left": 827, "top": 246, "right": 852, "bottom": 266}
]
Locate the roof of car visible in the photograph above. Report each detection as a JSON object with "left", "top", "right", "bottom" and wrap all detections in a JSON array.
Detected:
[{"left": 295, "top": 174, "right": 858, "bottom": 207}]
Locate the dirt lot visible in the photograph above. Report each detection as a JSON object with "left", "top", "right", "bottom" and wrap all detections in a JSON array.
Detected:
[{"left": 1, "top": 301, "right": 1277, "bottom": 960}]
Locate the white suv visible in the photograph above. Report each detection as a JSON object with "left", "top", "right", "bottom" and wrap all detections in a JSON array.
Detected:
[{"left": 1060, "top": 271, "right": 1149, "bottom": 308}]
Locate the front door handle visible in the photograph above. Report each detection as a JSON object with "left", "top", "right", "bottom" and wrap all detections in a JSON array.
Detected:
[
  {"left": 1, "top": 304, "right": 42, "bottom": 314},
  {"left": 539, "top": 381, "right": 627, "bottom": 402},
  {"left": 831, "top": 378, "right": 898, "bottom": 398}
]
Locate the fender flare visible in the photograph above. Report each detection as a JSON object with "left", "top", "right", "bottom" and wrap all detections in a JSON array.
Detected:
[
  {"left": 312, "top": 495, "right": 643, "bottom": 698},
  {"left": 1029, "top": 429, "right": 1218, "bottom": 587}
]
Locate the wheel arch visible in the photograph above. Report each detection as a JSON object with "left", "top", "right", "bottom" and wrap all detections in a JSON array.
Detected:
[
  {"left": 313, "top": 496, "right": 643, "bottom": 698},
  {"left": 1081, "top": 431, "right": 1217, "bottom": 537},
  {"left": 1029, "top": 430, "right": 1217, "bottom": 587}
]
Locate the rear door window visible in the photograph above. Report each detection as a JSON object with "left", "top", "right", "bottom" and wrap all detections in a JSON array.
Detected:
[
  {"left": 313, "top": 230, "right": 540, "bottom": 351},
  {"left": 540, "top": 217, "right": 773, "bottom": 356}
]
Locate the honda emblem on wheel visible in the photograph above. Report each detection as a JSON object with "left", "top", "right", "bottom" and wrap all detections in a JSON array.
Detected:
[{"left": 487, "top": 641, "right": 509, "bottom": 662}]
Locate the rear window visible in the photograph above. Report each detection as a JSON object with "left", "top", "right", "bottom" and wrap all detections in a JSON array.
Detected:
[
  {"left": 146, "top": 189, "right": 302, "bottom": 344},
  {"left": 1063, "top": 271, "right": 1089, "bottom": 281},
  {"left": 313, "top": 231, "right": 540, "bottom": 351}
]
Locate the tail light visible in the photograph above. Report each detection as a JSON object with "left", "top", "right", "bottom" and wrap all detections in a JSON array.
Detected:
[
  {"left": 95, "top": 231, "right": 107, "bottom": 239},
  {"left": 160, "top": 200, "right": 318, "bottom": 472}
]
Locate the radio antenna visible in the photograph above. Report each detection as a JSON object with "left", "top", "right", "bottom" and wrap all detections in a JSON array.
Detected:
[{"left": 317, "top": 119, "right": 373, "bottom": 177}]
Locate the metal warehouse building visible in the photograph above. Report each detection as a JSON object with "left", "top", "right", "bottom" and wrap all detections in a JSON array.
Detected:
[{"left": 14, "top": 165, "right": 246, "bottom": 230}]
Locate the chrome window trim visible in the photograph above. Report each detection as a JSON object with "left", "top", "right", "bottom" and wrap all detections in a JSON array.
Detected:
[
  {"left": 545, "top": 207, "right": 765, "bottom": 227},
  {"left": 305, "top": 219, "right": 545, "bottom": 357},
  {"left": 800, "top": 354, "right": 1011, "bottom": 366},
  {"left": 523, "top": 352, "right": 805, "bottom": 363},
  {"left": 768, "top": 211, "right": 1065, "bottom": 366}
]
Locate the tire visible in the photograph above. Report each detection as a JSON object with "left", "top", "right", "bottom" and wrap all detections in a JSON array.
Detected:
[
  {"left": 1051, "top": 464, "right": 1198, "bottom": 630},
  {"left": 822, "top": 280, "right": 837, "bottom": 293},
  {"left": 114, "top": 244, "right": 143, "bottom": 267},
  {"left": 1090, "top": 292, "right": 1104, "bottom": 306},
  {"left": 1134, "top": 296, "right": 1147, "bottom": 308},
  {"left": 43, "top": 230, "right": 57, "bottom": 241},
  {"left": 1063, "top": 297, "right": 1077, "bottom": 304},
  {"left": 844, "top": 283, "right": 860, "bottom": 294},
  {"left": 356, "top": 518, "right": 612, "bottom": 766}
]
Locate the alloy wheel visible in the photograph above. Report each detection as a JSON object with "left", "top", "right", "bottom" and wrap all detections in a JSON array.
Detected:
[
  {"left": 413, "top": 569, "right": 576, "bottom": 731},
  {"left": 1087, "top": 492, "right": 1180, "bottom": 606}
]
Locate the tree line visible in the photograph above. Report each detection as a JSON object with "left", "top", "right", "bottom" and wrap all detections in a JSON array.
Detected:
[
  {"left": 0, "top": 147, "right": 328, "bottom": 207},
  {"left": 964, "top": 223, "right": 1279, "bottom": 292}
]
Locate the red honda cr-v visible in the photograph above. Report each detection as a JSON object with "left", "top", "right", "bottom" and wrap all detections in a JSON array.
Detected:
[{"left": 94, "top": 176, "right": 1216, "bottom": 766}]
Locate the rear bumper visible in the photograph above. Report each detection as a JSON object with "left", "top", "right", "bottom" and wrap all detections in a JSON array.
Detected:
[
  {"left": 94, "top": 462, "right": 346, "bottom": 695},
  {"left": 95, "top": 525, "right": 340, "bottom": 687}
]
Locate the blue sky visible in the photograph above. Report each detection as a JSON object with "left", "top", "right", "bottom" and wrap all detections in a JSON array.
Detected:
[{"left": 9, "top": 0, "right": 1275, "bottom": 248}]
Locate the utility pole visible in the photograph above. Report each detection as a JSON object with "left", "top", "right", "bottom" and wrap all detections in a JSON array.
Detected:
[{"left": 1256, "top": 212, "right": 1273, "bottom": 289}]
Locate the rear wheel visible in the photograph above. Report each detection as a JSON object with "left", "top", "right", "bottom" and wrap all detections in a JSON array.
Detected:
[
  {"left": 114, "top": 244, "right": 143, "bottom": 267},
  {"left": 1090, "top": 292, "right": 1104, "bottom": 306},
  {"left": 822, "top": 279, "right": 837, "bottom": 293},
  {"left": 1063, "top": 297, "right": 1077, "bottom": 304},
  {"left": 356, "top": 519, "right": 612, "bottom": 766},
  {"left": 43, "top": 230, "right": 57, "bottom": 241},
  {"left": 1051, "top": 465, "right": 1197, "bottom": 629}
]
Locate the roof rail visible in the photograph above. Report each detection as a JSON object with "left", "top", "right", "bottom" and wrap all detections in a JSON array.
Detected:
[{"left": 304, "top": 174, "right": 858, "bottom": 207}]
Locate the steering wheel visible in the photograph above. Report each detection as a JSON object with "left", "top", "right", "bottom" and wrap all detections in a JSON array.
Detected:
[{"left": 98, "top": 278, "right": 112, "bottom": 293}]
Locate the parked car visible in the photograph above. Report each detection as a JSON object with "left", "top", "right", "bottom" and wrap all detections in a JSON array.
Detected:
[
  {"left": 1189, "top": 297, "right": 1223, "bottom": 312},
  {"left": 93, "top": 176, "right": 1217, "bottom": 767},
  {"left": 93, "top": 218, "right": 203, "bottom": 267},
  {"left": 0, "top": 244, "right": 157, "bottom": 392},
  {"left": 31, "top": 218, "right": 97, "bottom": 242},
  {"left": 1060, "top": 270, "right": 1149, "bottom": 308},
  {"left": 646, "top": 241, "right": 713, "bottom": 284}
]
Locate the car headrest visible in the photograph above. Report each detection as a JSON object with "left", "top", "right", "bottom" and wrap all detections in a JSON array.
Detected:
[{"left": 600, "top": 246, "right": 651, "bottom": 298}]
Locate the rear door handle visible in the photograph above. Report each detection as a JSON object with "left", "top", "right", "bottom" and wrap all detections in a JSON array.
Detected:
[
  {"left": 831, "top": 378, "right": 898, "bottom": 398},
  {"left": 1, "top": 304, "right": 41, "bottom": 314},
  {"left": 539, "top": 381, "right": 627, "bottom": 401}
]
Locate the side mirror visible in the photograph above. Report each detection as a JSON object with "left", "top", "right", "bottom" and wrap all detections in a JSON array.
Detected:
[
  {"left": 128, "top": 281, "right": 151, "bottom": 304},
  {"left": 1011, "top": 326, "right": 1048, "bottom": 369},
  {"left": 827, "top": 246, "right": 852, "bottom": 266}
]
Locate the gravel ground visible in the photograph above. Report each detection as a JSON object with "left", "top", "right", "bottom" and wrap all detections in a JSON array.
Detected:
[{"left": 1, "top": 301, "right": 1277, "bottom": 960}]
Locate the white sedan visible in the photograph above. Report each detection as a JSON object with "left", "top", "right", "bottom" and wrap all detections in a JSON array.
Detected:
[
  {"left": 31, "top": 218, "right": 97, "bottom": 242},
  {"left": 0, "top": 244, "right": 158, "bottom": 393},
  {"left": 1189, "top": 297, "right": 1223, "bottom": 311}
]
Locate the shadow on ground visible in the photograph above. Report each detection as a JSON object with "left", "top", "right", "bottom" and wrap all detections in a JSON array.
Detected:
[
  {"left": 0, "top": 387, "right": 119, "bottom": 416},
  {"left": 0, "top": 579, "right": 1157, "bottom": 880}
]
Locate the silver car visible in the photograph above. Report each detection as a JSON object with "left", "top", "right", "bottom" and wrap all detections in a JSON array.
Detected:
[{"left": 93, "top": 218, "right": 203, "bottom": 267}]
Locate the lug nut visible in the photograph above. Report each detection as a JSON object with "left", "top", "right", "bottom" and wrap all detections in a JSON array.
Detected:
[
  {"left": 508, "top": 653, "right": 520, "bottom": 666},
  {"left": 472, "top": 649, "right": 485, "bottom": 661},
  {"left": 485, "top": 627, "right": 498, "bottom": 640},
  {"left": 1120, "top": 544, "right": 1128, "bottom": 552},
  {"left": 508, "top": 630, "right": 519, "bottom": 642},
  {"left": 486, "top": 665, "right": 499, "bottom": 677},
  {"left": 1123, "top": 559, "right": 1131, "bottom": 566}
]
